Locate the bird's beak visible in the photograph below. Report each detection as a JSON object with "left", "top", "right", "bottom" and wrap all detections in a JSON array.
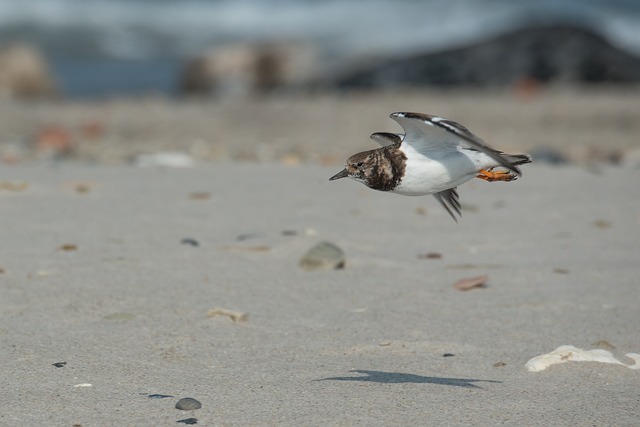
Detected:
[{"left": 329, "top": 169, "right": 348, "bottom": 181}]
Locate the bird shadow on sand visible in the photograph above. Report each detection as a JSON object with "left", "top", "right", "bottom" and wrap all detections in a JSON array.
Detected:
[{"left": 317, "top": 370, "right": 501, "bottom": 389}]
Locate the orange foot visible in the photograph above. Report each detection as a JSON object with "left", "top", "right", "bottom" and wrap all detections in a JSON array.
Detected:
[{"left": 476, "top": 168, "right": 518, "bottom": 182}]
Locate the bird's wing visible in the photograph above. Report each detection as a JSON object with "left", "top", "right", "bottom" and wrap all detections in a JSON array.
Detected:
[
  {"left": 433, "top": 188, "right": 461, "bottom": 222},
  {"left": 370, "top": 132, "right": 403, "bottom": 147},
  {"left": 390, "top": 112, "right": 521, "bottom": 175}
]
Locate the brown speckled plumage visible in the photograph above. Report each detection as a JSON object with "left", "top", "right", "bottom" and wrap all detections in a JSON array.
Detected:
[{"left": 364, "top": 145, "right": 407, "bottom": 191}]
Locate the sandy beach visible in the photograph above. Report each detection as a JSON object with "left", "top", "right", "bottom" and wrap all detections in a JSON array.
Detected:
[{"left": 1, "top": 89, "right": 640, "bottom": 425}]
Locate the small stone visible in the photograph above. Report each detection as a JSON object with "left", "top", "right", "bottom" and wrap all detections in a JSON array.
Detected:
[
  {"left": 443, "top": 353, "right": 455, "bottom": 357},
  {"left": 189, "top": 192, "right": 211, "bottom": 200},
  {"left": 75, "top": 183, "right": 91, "bottom": 194},
  {"left": 593, "top": 220, "right": 611, "bottom": 229},
  {"left": 299, "top": 241, "right": 345, "bottom": 271},
  {"left": 493, "top": 361, "right": 507, "bottom": 367},
  {"left": 147, "top": 394, "right": 173, "bottom": 399},
  {"left": 181, "top": 238, "right": 199, "bottom": 247},
  {"left": 453, "top": 275, "right": 489, "bottom": 291},
  {"left": 176, "top": 398, "right": 202, "bottom": 411},
  {"left": 236, "top": 233, "right": 262, "bottom": 241},
  {"left": 177, "top": 418, "right": 198, "bottom": 425},
  {"left": 58, "top": 244, "right": 77, "bottom": 252},
  {"left": 52, "top": 362, "right": 67, "bottom": 368},
  {"left": 553, "top": 268, "right": 570, "bottom": 274},
  {"left": 418, "top": 252, "right": 442, "bottom": 260}
]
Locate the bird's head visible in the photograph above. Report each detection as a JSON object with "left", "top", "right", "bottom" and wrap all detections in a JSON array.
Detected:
[{"left": 329, "top": 151, "right": 375, "bottom": 185}]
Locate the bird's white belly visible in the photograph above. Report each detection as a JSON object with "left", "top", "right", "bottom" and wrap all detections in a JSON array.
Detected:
[{"left": 392, "top": 154, "right": 478, "bottom": 196}]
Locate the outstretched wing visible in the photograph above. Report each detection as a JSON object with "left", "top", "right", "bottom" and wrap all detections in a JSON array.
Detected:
[
  {"left": 370, "top": 132, "right": 403, "bottom": 147},
  {"left": 390, "top": 112, "right": 521, "bottom": 175},
  {"left": 433, "top": 188, "right": 461, "bottom": 222}
]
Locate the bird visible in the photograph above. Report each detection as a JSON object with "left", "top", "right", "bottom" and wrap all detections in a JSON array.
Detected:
[{"left": 329, "top": 112, "right": 531, "bottom": 221}]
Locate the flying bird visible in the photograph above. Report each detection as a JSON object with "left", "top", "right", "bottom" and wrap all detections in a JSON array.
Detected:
[{"left": 329, "top": 112, "right": 531, "bottom": 221}]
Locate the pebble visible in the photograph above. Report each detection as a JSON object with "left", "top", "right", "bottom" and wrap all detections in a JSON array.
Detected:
[
  {"left": 175, "top": 398, "right": 202, "bottom": 411},
  {"left": 299, "top": 241, "right": 345, "bottom": 271},
  {"left": 177, "top": 418, "right": 198, "bottom": 425},
  {"left": 181, "top": 238, "right": 199, "bottom": 247},
  {"left": 418, "top": 252, "right": 442, "bottom": 260},
  {"left": 52, "top": 362, "right": 67, "bottom": 368},
  {"left": 443, "top": 353, "right": 455, "bottom": 357},
  {"left": 453, "top": 275, "right": 489, "bottom": 291}
]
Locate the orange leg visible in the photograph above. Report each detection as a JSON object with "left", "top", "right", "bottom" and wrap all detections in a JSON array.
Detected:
[{"left": 476, "top": 168, "right": 517, "bottom": 182}]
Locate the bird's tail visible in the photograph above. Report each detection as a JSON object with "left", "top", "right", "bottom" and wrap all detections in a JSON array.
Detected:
[{"left": 504, "top": 153, "right": 532, "bottom": 166}]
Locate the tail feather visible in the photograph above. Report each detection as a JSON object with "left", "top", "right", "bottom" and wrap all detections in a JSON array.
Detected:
[{"left": 504, "top": 153, "right": 532, "bottom": 166}]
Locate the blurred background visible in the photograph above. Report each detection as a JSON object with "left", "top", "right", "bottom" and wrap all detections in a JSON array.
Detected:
[
  {"left": 1, "top": 0, "right": 639, "bottom": 167},
  {"left": 2, "top": 0, "right": 640, "bottom": 98}
]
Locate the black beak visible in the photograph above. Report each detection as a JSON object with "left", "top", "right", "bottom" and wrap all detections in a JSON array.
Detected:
[{"left": 329, "top": 169, "right": 348, "bottom": 181}]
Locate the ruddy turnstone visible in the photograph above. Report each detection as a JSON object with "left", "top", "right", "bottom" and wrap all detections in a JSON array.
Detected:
[{"left": 329, "top": 112, "right": 531, "bottom": 221}]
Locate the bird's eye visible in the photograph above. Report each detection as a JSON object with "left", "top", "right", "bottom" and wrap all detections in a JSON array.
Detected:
[{"left": 356, "top": 161, "right": 364, "bottom": 167}]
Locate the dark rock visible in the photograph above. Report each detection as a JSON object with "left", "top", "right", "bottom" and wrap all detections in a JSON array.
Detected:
[
  {"left": 443, "top": 353, "right": 455, "bottom": 357},
  {"left": 52, "top": 362, "right": 67, "bottom": 368},
  {"left": 147, "top": 394, "right": 174, "bottom": 399},
  {"left": 334, "top": 24, "right": 640, "bottom": 89}
]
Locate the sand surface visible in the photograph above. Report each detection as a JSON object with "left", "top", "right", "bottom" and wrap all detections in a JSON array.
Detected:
[
  {"left": 2, "top": 87, "right": 640, "bottom": 165},
  {"left": 1, "top": 160, "right": 639, "bottom": 425}
]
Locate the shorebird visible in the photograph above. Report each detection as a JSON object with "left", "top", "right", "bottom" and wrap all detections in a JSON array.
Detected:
[{"left": 330, "top": 112, "right": 531, "bottom": 221}]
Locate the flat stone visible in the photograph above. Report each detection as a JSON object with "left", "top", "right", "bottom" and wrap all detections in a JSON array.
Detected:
[
  {"left": 299, "top": 241, "right": 345, "bottom": 271},
  {"left": 175, "top": 398, "right": 202, "bottom": 411}
]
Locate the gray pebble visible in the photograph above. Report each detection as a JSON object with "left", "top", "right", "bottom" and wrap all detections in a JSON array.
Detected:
[
  {"left": 175, "top": 398, "right": 202, "bottom": 411},
  {"left": 181, "top": 238, "right": 199, "bottom": 247},
  {"left": 177, "top": 418, "right": 198, "bottom": 425},
  {"left": 299, "top": 241, "right": 345, "bottom": 271}
]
